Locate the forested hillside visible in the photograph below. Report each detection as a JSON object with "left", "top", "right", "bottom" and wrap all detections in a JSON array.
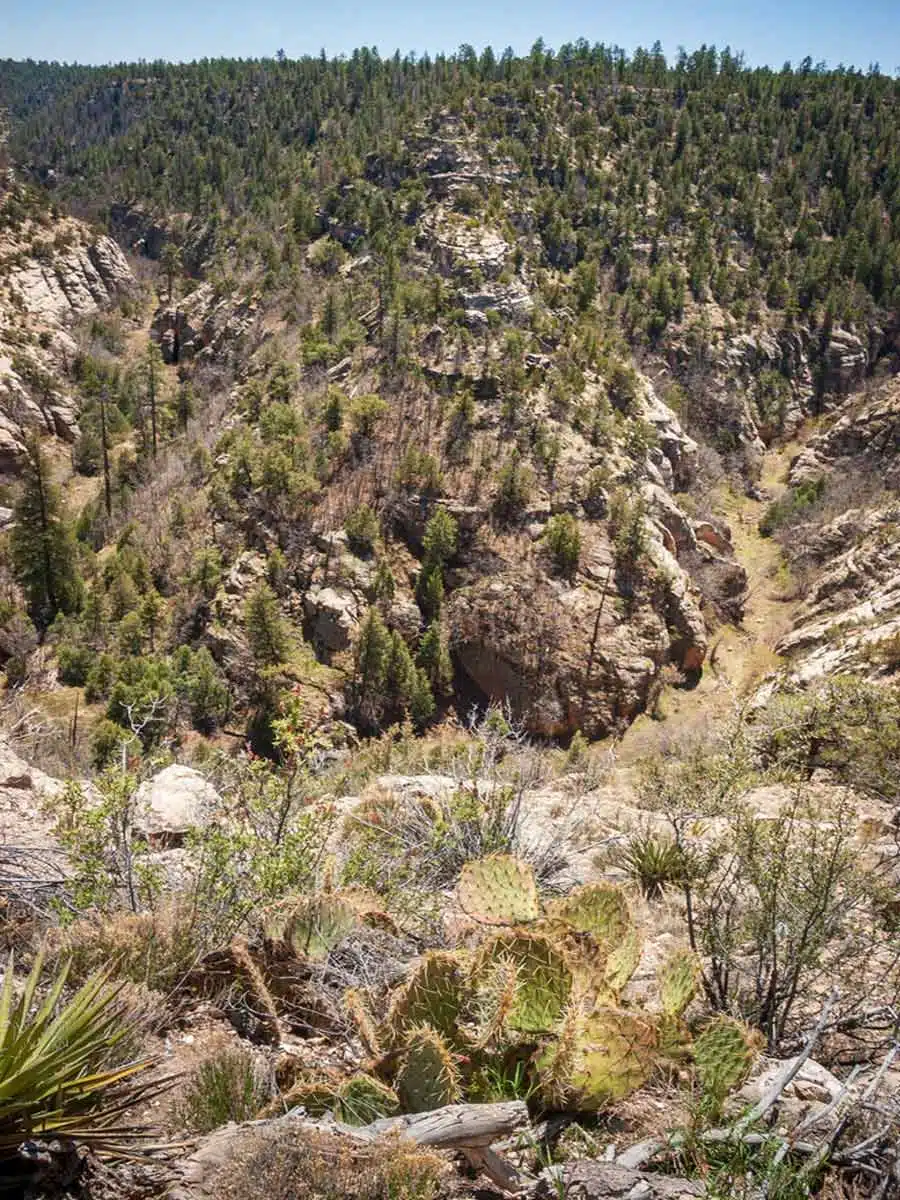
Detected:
[{"left": 0, "top": 44, "right": 899, "bottom": 1200}]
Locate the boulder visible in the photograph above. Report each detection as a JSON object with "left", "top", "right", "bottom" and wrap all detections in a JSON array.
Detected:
[
  {"left": 134, "top": 765, "right": 222, "bottom": 846},
  {"left": 303, "top": 586, "right": 361, "bottom": 652}
]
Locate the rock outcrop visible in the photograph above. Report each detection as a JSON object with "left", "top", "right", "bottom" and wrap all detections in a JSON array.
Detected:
[
  {"left": 7, "top": 234, "right": 132, "bottom": 321},
  {"left": 0, "top": 217, "right": 135, "bottom": 474},
  {"left": 763, "top": 377, "right": 900, "bottom": 685},
  {"left": 151, "top": 281, "right": 260, "bottom": 365}
]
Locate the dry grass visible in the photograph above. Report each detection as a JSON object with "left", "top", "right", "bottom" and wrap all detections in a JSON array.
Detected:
[{"left": 218, "top": 1127, "right": 452, "bottom": 1200}]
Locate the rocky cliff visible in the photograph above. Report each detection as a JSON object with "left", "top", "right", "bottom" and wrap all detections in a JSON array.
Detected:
[{"left": 0, "top": 214, "right": 134, "bottom": 474}]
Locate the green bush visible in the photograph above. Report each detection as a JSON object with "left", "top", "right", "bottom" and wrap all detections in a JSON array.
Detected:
[
  {"left": 57, "top": 641, "right": 93, "bottom": 686},
  {"left": 177, "top": 1047, "right": 272, "bottom": 1133},
  {"left": 345, "top": 504, "right": 380, "bottom": 556},
  {"left": 543, "top": 514, "right": 582, "bottom": 580},
  {"left": 758, "top": 477, "right": 825, "bottom": 536}
]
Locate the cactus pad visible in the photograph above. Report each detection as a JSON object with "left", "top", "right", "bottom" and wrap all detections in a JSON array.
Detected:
[
  {"left": 458, "top": 854, "right": 540, "bottom": 925},
  {"left": 603, "top": 926, "right": 643, "bottom": 998},
  {"left": 395, "top": 1026, "right": 461, "bottom": 1113},
  {"left": 472, "top": 931, "right": 572, "bottom": 1034},
  {"left": 263, "top": 893, "right": 359, "bottom": 961},
  {"left": 546, "top": 883, "right": 632, "bottom": 946},
  {"left": 385, "top": 951, "right": 466, "bottom": 1046},
  {"left": 344, "top": 987, "right": 382, "bottom": 1058},
  {"left": 536, "top": 1006, "right": 658, "bottom": 1111},
  {"left": 657, "top": 949, "right": 701, "bottom": 1018},
  {"left": 693, "top": 1015, "right": 758, "bottom": 1099}
]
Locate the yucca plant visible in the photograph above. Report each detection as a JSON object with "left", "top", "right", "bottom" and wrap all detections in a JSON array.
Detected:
[
  {"left": 0, "top": 952, "right": 164, "bottom": 1171},
  {"left": 619, "top": 832, "right": 691, "bottom": 900}
]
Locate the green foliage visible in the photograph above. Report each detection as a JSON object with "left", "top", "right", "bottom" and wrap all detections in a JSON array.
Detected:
[
  {"left": 178, "top": 1047, "right": 271, "bottom": 1132},
  {"left": 350, "top": 610, "right": 435, "bottom": 731},
  {"left": 758, "top": 477, "right": 826, "bottom": 536},
  {"left": 542, "top": 513, "right": 581, "bottom": 580},
  {"left": 244, "top": 581, "right": 291, "bottom": 667},
  {"left": 335, "top": 1074, "right": 399, "bottom": 1125},
  {"left": 619, "top": 831, "right": 691, "bottom": 899},
  {"left": 492, "top": 454, "right": 533, "bottom": 525},
  {"left": 417, "top": 620, "right": 453, "bottom": 697},
  {"left": 50, "top": 773, "right": 162, "bottom": 914},
  {"left": 422, "top": 508, "right": 458, "bottom": 568},
  {"left": 10, "top": 438, "right": 83, "bottom": 628},
  {"left": 0, "top": 953, "right": 158, "bottom": 1163},
  {"left": 345, "top": 504, "right": 380, "bottom": 556}
]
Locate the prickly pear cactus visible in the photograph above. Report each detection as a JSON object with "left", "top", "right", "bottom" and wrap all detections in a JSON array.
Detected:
[
  {"left": 536, "top": 1006, "right": 658, "bottom": 1111},
  {"left": 472, "top": 931, "right": 572, "bottom": 1034},
  {"left": 269, "top": 1074, "right": 343, "bottom": 1117},
  {"left": 458, "top": 854, "right": 540, "bottom": 925},
  {"left": 344, "top": 987, "right": 382, "bottom": 1058},
  {"left": 263, "top": 893, "right": 359, "bottom": 962},
  {"left": 337, "top": 1074, "right": 400, "bottom": 1125},
  {"left": 603, "top": 926, "right": 644, "bottom": 999},
  {"left": 692, "top": 1015, "right": 758, "bottom": 1099},
  {"left": 657, "top": 949, "right": 701, "bottom": 1018},
  {"left": 395, "top": 1025, "right": 461, "bottom": 1113},
  {"left": 471, "top": 955, "right": 519, "bottom": 1048},
  {"left": 384, "top": 951, "right": 466, "bottom": 1047},
  {"left": 546, "top": 883, "right": 632, "bottom": 946}
]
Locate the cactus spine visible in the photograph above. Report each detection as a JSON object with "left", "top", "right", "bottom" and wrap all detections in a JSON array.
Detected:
[
  {"left": 395, "top": 1026, "right": 461, "bottom": 1112},
  {"left": 458, "top": 854, "right": 540, "bottom": 925},
  {"left": 472, "top": 931, "right": 573, "bottom": 1034},
  {"left": 692, "top": 1015, "right": 759, "bottom": 1100}
]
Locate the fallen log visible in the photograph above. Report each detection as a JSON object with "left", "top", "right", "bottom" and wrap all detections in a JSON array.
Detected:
[{"left": 170, "top": 1100, "right": 531, "bottom": 1198}]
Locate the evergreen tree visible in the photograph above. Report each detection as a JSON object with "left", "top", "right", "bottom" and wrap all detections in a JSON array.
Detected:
[
  {"left": 10, "top": 438, "right": 83, "bottom": 629},
  {"left": 244, "top": 581, "right": 290, "bottom": 666},
  {"left": 418, "top": 620, "right": 453, "bottom": 696}
]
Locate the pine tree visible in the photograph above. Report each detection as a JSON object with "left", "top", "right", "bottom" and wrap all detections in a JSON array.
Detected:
[
  {"left": 418, "top": 620, "right": 453, "bottom": 697},
  {"left": 11, "top": 438, "right": 83, "bottom": 629},
  {"left": 244, "top": 581, "right": 290, "bottom": 667},
  {"left": 352, "top": 607, "right": 391, "bottom": 725}
]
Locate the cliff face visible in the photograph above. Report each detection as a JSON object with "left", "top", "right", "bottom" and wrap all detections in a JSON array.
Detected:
[{"left": 0, "top": 217, "right": 134, "bottom": 474}]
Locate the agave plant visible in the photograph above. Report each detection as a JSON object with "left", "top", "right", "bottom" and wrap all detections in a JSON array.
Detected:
[{"left": 0, "top": 952, "right": 163, "bottom": 1164}]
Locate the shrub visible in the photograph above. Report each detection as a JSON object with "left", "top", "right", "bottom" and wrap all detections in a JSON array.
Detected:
[
  {"left": 618, "top": 831, "right": 691, "bottom": 900},
  {"left": 492, "top": 454, "right": 533, "bottom": 525},
  {"left": 345, "top": 504, "right": 380, "bottom": 556},
  {"left": 217, "top": 1127, "right": 448, "bottom": 1200},
  {"left": 758, "top": 477, "right": 825, "bottom": 537},
  {"left": 57, "top": 640, "right": 93, "bottom": 686},
  {"left": 177, "top": 1046, "right": 272, "bottom": 1133},
  {"left": 245, "top": 582, "right": 291, "bottom": 668},
  {"left": 543, "top": 514, "right": 581, "bottom": 580}
]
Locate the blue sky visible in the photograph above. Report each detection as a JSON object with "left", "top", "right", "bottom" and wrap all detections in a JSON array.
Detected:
[{"left": 3, "top": 0, "right": 899, "bottom": 72}]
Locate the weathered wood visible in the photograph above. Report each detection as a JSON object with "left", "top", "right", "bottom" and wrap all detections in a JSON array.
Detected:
[
  {"left": 170, "top": 1101, "right": 531, "bottom": 1199},
  {"left": 361, "top": 1100, "right": 530, "bottom": 1149},
  {"left": 463, "top": 1146, "right": 532, "bottom": 1194}
]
